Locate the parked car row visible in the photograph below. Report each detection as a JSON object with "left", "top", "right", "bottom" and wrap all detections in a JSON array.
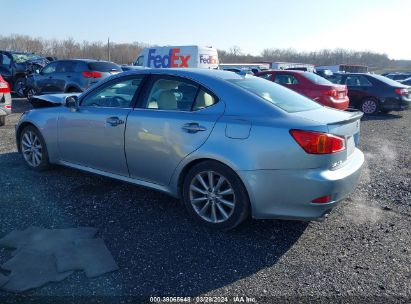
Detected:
[
  {"left": 1, "top": 47, "right": 411, "bottom": 117},
  {"left": 253, "top": 70, "right": 411, "bottom": 115}
]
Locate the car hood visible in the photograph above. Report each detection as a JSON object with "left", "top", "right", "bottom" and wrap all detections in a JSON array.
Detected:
[{"left": 31, "top": 93, "right": 81, "bottom": 108}]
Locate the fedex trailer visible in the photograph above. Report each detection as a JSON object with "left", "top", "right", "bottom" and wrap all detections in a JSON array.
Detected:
[{"left": 133, "top": 46, "right": 219, "bottom": 69}]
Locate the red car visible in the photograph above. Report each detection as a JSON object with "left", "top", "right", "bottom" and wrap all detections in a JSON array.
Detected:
[{"left": 255, "top": 70, "right": 349, "bottom": 110}]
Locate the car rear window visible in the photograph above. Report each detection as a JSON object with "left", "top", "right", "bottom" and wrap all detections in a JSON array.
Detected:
[
  {"left": 228, "top": 77, "right": 322, "bottom": 113},
  {"left": 303, "top": 72, "right": 333, "bottom": 85},
  {"left": 87, "top": 62, "right": 122, "bottom": 72}
]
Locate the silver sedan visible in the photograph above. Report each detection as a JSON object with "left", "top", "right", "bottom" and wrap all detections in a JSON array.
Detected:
[{"left": 16, "top": 69, "right": 364, "bottom": 230}]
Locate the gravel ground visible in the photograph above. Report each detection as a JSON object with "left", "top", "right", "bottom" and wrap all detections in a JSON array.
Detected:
[{"left": 0, "top": 99, "right": 410, "bottom": 303}]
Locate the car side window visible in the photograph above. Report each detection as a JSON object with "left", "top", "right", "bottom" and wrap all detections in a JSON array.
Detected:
[
  {"left": 193, "top": 89, "right": 217, "bottom": 111},
  {"left": 345, "top": 76, "right": 372, "bottom": 86},
  {"left": 258, "top": 73, "right": 273, "bottom": 80},
  {"left": 0, "top": 54, "right": 11, "bottom": 66},
  {"left": 274, "top": 74, "right": 299, "bottom": 85},
  {"left": 57, "top": 61, "right": 77, "bottom": 73},
  {"left": 144, "top": 78, "right": 200, "bottom": 111},
  {"left": 42, "top": 62, "right": 58, "bottom": 74},
  {"left": 81, "top": 77, "right": 143, "bottom": 108},
  {"left": 330, "top": 75, "right": 343, "bottom": 84}
]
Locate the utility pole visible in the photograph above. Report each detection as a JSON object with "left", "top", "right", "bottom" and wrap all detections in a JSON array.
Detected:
[{"left": 107, "top": 37, "right": 110, "bottom": 61}]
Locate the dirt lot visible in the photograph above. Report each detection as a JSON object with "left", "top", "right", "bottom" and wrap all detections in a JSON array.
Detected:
[{"left": 0, "top": 98, "right": 410, "bottom": 303}]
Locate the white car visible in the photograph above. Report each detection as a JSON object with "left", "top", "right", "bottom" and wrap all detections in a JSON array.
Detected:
[{"left": 0, "top": 75, "right": 12, "bottom": 126}]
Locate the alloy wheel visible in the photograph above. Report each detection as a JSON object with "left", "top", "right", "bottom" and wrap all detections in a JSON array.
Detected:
[
  {"left": 21, "top": 130, "right": 43, "bottom": 167},
  {"left": 362, "top": 99, "right": 377, "bottom": 114},
  {"left": 27, "top": 88, "right": 36, "bottom": 101},
  {"left": 189, "top": 171, "right": 236, "bottom": 223},
  {"left": 15, "top": 79, "right": 26, "bottom": 97}
]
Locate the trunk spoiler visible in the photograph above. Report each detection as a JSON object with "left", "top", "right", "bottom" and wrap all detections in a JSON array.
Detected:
[{"left": 327, "top": 109, "right": 363, "bottom": 125}]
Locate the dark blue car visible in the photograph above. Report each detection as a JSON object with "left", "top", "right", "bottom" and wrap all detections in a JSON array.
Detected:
[{"left": 25, "top": 59, "right": 122, "bottom": 100}]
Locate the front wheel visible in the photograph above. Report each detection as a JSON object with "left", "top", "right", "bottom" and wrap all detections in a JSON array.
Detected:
[
  {"left": 182, "top": 161, "right": 250, "bottom": 230},
  {"left": 26, "top": 88, "right": 37, "bottom": 101},
  {"left": 20, "top": 126, "right": 50, "bottom": 170},
  {"left": 14, "top": 77, "right": 27, "bottom": 97},
  {"left": 360, "top": 98, "right": 379, "bottom": 115}
]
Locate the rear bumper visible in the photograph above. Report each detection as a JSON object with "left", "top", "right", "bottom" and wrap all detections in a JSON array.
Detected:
[
  {"left": 239, "top": 148, "right": 364, "bottom": 220},
  {"left": 319, "top": 96, "right": 349, "bottom": 110},
  {"left": 380, "top": 96, "right": 410, "bottom": 111}
]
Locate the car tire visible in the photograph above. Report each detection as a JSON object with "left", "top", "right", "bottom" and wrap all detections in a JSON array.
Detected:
[
  {"left": 182, "top": 160, "right": 250, "bottom": 230},
  {"left": 20, "top": 125, "right": 50, "bottom": 171},
  {"left": 26, "top": 88, "right": 37, "bottom": 101},
  {"left": 0, "top": 116, "right": 5, "bottom": 126},
  {"left": 14, "top": 77, "right": 27, "bottom": 97},
  {"left": 360, "top": 98, "right": 380, "bottom": 115}
]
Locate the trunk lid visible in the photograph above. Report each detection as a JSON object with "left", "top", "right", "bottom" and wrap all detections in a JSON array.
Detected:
[{"left": 291, "top": 107, "right": 363, "bottom": 157}]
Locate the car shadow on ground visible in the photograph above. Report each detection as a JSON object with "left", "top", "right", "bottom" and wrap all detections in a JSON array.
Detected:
[{"left": 0, "top": 152, "right": 308, "bottom": 296}]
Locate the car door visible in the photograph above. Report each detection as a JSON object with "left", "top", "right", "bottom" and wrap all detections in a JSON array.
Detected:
[
  {"left": 37, "top": 62, "right": 59, "bottom": 93},
  {"left": 58, "top": 75, "right": 145, "bottom": 176},
  {"left": 344, "top": 75, "right": 373, "bottom": 106},
  {"left": 54, "top": 60, "right": 77, "bottom": 92},
  {"left": 125, "top": 75, "right": 225, "bottom": 186}
]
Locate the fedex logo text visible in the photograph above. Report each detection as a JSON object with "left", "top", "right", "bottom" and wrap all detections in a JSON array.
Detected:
[
  {"left": 199, "top": 55, "right": 218, "bottom": 65},
  {"left": 148, "top": 48, "right": 190, "bottom": 68}
]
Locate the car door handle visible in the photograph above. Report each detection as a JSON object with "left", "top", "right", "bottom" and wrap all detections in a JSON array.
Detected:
[
  {"left": 48, "top": 76, "right": 53, "bottom": 79},
  {"left": 66, "top": 75, "right": 71, "bottom": 78},
  {"left": 182, "top": 123, "right": 207, "bottom": 133},
  {"left": 106, "top": 117, "right": 124, "bottom": 127}
]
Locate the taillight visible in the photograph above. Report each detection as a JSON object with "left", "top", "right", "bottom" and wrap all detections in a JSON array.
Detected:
[
  {"left": 324, "top": 89, "right": 338, "bottom": 98},
  {"left": 0, "top": 78, "right": 10, "bottom": 93},
  {"left": 4, "top": 105, "right": 12, "bottom": 109},
  {"left": 395, "top": 88, "right": 408, "bottom": 96},
  {"left": 290, "top": 130, "right": 345, "bottom": 154},
  {"left": 82, "top": 71, "right": 103, "bottom": 78}
]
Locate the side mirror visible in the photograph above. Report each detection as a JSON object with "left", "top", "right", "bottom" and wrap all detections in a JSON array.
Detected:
[{"left": 65, "top": 95, "right": 79, "bottom": 112}]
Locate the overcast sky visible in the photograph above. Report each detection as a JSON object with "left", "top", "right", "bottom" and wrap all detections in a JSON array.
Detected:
[{"left": 2, "top": 0, "right": 410, "bottom": 59}]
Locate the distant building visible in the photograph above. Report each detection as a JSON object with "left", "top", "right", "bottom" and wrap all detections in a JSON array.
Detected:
[{"left": 316, "top": 64, "right": 368, "bottom": 73}]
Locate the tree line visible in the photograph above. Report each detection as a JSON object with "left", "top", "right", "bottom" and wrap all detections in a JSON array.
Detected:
[{"left": 1, "top": 34, "right": 410, "bottom": 71}]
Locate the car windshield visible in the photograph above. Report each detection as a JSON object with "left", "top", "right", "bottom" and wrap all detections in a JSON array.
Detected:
[
  {"left": 228, "top": 76, "right": 322, "bottom": 113},
  {"left": 372, "top": 74, "right": 406, "bottom": 86},
  {"left": 303, "top": 72, "right": 333, "bottom": 85},
  {"left": 11, "top": 53, "right": 43, "bottom": 63}
]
